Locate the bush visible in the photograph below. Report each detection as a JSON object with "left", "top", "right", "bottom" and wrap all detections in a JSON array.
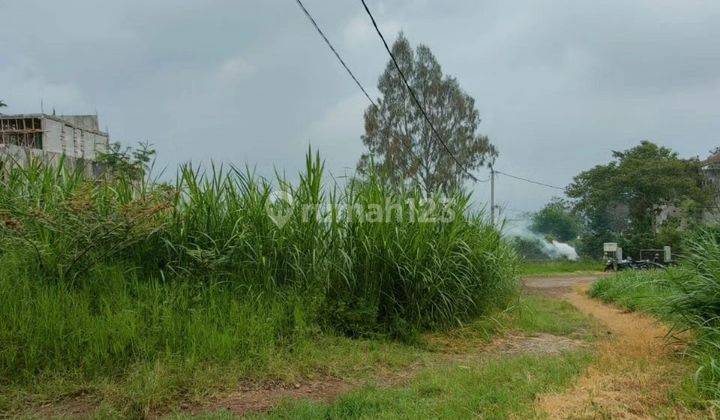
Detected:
[
  {"left": 326, "top": 177, "right": 517, "bottom": 337},
  {"left": 0, "top": 254, "right": 312, "bottom": 381}
]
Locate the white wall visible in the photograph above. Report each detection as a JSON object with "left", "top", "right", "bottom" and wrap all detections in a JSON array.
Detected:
[
  {"left": 41, "top": 118, "right": 64, "bottom": 155},
  {"left": 0, "top": 144, "right": 100, "bottom": 177},
  {"left": 40, "top": 117, "right": 108, "bottom": 160}
]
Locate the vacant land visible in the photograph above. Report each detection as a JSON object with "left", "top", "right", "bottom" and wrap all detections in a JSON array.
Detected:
[
  {"left": 4, "top": 292, "right": 595, "bottom": 418},
  {"left": 3, "top": 267, "right": 710, "bottom": 418},
  {"left": 1, "top": 161, "right": 715, "bottom": 418},
  {"left": 591, "top": 258, "right": 720, "bottom": 408}
]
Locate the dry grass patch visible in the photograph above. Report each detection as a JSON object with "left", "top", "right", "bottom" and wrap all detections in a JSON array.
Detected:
[{"left": 537, "top": 286, "right": 699, "bottom": 418}]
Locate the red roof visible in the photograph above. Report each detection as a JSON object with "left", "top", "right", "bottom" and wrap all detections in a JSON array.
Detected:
[{"left": 703, "top": 153, "right": 720, "bottom": 167}]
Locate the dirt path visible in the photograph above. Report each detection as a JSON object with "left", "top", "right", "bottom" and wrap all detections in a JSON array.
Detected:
[
  {"left": 526, "top": 275, "right": 694, "bottom": 419},
  {"left": 523, "top": 275, "right": 600, "bottom": 297}
]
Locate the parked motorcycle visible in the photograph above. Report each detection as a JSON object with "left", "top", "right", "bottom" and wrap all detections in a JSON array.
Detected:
[{"left": 604, "top": 257, "right": 666, "bottom": 272}]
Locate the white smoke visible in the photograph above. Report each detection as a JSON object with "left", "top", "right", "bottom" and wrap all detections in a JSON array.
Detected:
[
  {"left": 503, "top": 218, "right": 579, "bottom": 261},
  {"left": 549, "top": 240, "right": 579, "bottom": 261}
]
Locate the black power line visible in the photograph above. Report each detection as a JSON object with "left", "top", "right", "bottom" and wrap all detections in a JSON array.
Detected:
[
  {"left": 359, "top": 0, "right": 481, "bottom": 183},
  {"left": 494, "top": 170, "right": 565, "bottom": 190},
  {"left": 294, "top": 0, "right": 377, "bottom": 107}
]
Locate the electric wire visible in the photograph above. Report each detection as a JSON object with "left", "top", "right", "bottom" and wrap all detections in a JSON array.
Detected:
[
  {"left": 294, "top": 0, "right": 377, "bottom": 107},
  {"left": 494, "top": 170, "right": 565, "bottom": 190}
]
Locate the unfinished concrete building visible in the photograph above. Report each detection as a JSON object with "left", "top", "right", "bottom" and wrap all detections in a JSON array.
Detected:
[{"left": 0, "top": 113, "right": 109, "bottom": 173}]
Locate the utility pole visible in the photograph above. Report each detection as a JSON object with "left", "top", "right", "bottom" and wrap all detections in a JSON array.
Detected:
[{"left": 490, "top": 165, "right": 495, "bottom": 225}]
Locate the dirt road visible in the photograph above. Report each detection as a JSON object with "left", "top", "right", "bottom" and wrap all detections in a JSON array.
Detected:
[
  {"left": 525, "top": 274, "right": 696, "bottom": 418},
  {"left": 523, "top": 275, "right": 600, "bottom": 297}
]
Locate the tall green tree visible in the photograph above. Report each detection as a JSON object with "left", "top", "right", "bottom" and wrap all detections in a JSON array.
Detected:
[
  {"left": 531, "top": 198, "right": 580, "bottom": 242},
  {"left": 567, "top": 141, "right": 709, "bottom": 256},
  {"left": 358, "top": 34, "right": 496, "bottom": 193}
]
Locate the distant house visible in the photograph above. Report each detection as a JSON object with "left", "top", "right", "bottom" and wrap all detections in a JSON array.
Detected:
[
  {"left": 0, "top": 113, "right": 109, "bottom": 174},
  {"left": 652, "top": 152, "right": 720, "bottom": 229},
  {"left": 702, "top": 151, "right": 720, "bottom": 224}
]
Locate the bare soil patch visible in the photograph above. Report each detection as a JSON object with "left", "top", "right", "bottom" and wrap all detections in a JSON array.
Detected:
[
  {"left": 27, "top": 390, "right": 97, "bottom": 419},
  {"left": 523, "top": 275, "right": 604, "bottom": 297},
  {"left": 489, "top": 333, "right": 585, "bottom": 356},
  {"left": 189, "top": 377, "right": 354, "bottom": 417}
]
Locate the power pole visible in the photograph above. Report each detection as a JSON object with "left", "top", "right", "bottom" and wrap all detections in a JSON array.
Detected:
[{"left": 490, "top": 165, "right": 495, "bottom": 225}]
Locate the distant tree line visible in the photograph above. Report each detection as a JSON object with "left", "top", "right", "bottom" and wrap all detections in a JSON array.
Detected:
[{"left": 531, "top": 141, "right": 713, "bottom": 258}]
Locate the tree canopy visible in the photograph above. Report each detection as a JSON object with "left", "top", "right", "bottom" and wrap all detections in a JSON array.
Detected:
[
  {"left": 567, "top": 141, "right": 709, "bottom": 256},
  {"left": 96, "top": 141, "right": 156, "bottom": 182},
  {"left": 358, "top": 34, "right": 496, "bottom": 193},
  {"left": 530, "top": 198, "right": 580, "bottom": 242}
]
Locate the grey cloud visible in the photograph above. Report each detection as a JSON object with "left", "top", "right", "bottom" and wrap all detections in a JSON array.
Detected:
[{"left": 1, "top": 0, "right": 718, "bottom": 212}]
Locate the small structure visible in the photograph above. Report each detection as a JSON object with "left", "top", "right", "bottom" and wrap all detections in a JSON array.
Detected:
[
  {"left": 0, "top": 113, "right": 110, "bottom": 174},
  {"left": 603, "top": 242, "right": 622, "bottom": 261},
  {"left": 603, "top": 242, "right": 671, "bottom": 271}
]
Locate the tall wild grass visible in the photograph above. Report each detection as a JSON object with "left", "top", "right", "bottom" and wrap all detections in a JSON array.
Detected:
[
  {"left": 666, "top": 228, "right": 720, "bottom": 402},
  {"left": 0, "top": 152, "right": 517, "bottom": 385}
]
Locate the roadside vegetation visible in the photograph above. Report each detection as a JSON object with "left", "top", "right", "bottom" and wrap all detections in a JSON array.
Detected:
[
  {"left": 0, "top": 151, "right": 517, "bottom": 416},
  {"left": 590, "top": 270, "right": 674, "bottom": 316},
  {"left": 590, "top": 227, "right": 720, "bottom": 406}
]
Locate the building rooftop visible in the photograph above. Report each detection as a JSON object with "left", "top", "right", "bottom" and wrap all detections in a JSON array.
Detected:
[{"left": 703, "top": 152, "right": 720, "bottom": 167}]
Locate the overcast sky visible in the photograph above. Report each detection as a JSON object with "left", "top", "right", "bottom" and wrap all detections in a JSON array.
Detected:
[{"left": 2, "top": 0, "right": 719, "bottom": 213}]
